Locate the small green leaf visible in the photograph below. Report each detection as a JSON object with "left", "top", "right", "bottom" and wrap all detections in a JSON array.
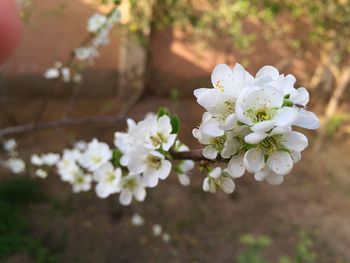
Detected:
[
  {"left": 283, "top": 99, "right": 293, "bottom": 107},
  {"left": 170, "top": 115, "right": 180, "bottom": 134},
  {"left": 170, "top": 88, "right": 180, "bottom": 101},
  {"left": 112, "top": 148, "right": 123, "bottom": 167},
  {"left": 157, "top": 107, "right": 170, "bottom": 118}
]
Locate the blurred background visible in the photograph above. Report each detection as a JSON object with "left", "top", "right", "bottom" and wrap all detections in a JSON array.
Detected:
[{"left": 0, "top": 0, "right": 350, "bottom": 262}]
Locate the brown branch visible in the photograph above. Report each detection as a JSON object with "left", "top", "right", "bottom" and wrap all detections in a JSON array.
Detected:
[
  {"left": 171, "top": 149, "right": 226, "bottom": 162},
  {"left": 171, "top": 149, "right": 205, "bottom": 161},
  {"left": 34, "top": 7, "right": 119, "bottom": 123},
  {"left": 0, "top": 114, "right": 140, "bottom": 137}
]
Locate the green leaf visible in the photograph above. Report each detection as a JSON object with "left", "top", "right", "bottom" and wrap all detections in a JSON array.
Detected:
[
  {"left": 157, "top": 107, "right": 170, "bottom": 118},
  {"left": 170, "top": 115, "right": 180, "bottom": 134},
  {"left": 111, "top": 149, "right": 123, "bottom": 167},
  {"left": 283, "top": 99, "right": 293, "bottom": 107}
]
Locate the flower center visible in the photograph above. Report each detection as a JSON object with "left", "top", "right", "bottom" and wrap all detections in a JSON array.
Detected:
[
  {"left": 255, "top": 109, "right": 270, "bottom": 122},
  {"left": 150, "top": 132, "right": 166, "bottom": 147},
  {"left": 259, "top": 135, "right": 282, "bottom": 154},
  {"left": 211, "top": 135, "right": 226, "bottom": 150},
  {"left": 123, "top": 177, "right": 137, "bottom": 189},
  {"left": 106, "top": 171, "right": 116, "bottom": 183},
  {"left": 222, "top": 100, "right": 235, "bottom": 118},
  {"left": 92, "top": 155, "right": 102, "bottom": 164},
  {"left": 147, "top": 155, "right": 162, "bottom": 169},
  {"left": 214, "top": 80, "right": 224, "bottom": 92},
  {"left": 75, "top": 175, "right": 85, "bottom": 184}
]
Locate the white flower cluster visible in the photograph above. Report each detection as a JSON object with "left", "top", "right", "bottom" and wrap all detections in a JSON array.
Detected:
[
  {"left": 75, "top": 9, "right": 121, "bottom": 63},
  {"left": 44, "top": 9, "right": 121, "bottom": 83},
  {"left": 2, "top": 138, "right": 25, "bottom": 174},
  {"left": 31, "top": 152, "right": 60, "bottom": 179},
  {"left": 30, "top": 113, "right": 192, "bottom": 206},
  {"left": 43, "top": 61, "right": 75, "bottom": 83},
  {"left": 194, "top": 63, "right": 319, "bottom": 189},
  {"left": 114, "top": 114, "right": 180, "bottom": 204}
]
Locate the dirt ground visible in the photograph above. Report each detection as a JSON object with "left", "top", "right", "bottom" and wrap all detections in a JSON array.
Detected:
[{"left": 0, "top": 94, "right": 349, "bottom": 263}]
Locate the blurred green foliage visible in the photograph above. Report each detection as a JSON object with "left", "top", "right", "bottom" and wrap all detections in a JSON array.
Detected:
[
  {"left": 124, "top": 0, "right": 350, "bottom": 60},
  {"left": 326, "top": 113, "right": 350, "bottom": 136},
  {"left": 237, "top": 231, "right": 317, "bottom": 263},
  {"left": 0, "top": 177, "right": 60, "bottom": 262},
  {"left": 237, "top": 234, "right": 271, "bottom": 263}
]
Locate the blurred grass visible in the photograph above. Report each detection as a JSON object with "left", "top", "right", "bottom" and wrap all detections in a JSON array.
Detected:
[{"left": 0, "top": 176, "right": 61, "bottom": 262}]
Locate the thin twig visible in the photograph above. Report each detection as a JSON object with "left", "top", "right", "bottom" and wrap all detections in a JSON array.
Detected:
[
  {"left": 0, "top": 114, "right": 139, "bottom": 137},
  {"left": 35, "top": 7, "right": 120, "bottom": 123},
  {"left": 171, "top": 149, "right": 226, "bottom": 162}
]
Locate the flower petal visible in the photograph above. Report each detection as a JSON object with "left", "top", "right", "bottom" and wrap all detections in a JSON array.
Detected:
[
  {"left": 220, "top": 177, "right": 235, "bottom": 194},
  {"left": 158, "top": 115, "right": 172, "bottom": 135},
  {"left": 162, "top": 134, "right": 177, "bottom": 151},
  {"left": 265, "top": 173, "right": 284, "bottom": 185},
  {"left": 178, "top": 174, "right": 190, "bottom": 186},
  {"left": 143, "top": 172, "right": 159, "bottom": 188},
  {"left": 267, "top": 151, "right": 293, "bottom": 175},
  {"left": 274, "top": 107, "right": 298, "bottom": 127},
  {"left": 158, "top": 160, "right": 172, "bottom": 180},
  {"left": 251, "top": 120, "right": 275, "bottom": 133},
  {"left": 202, "top": 145, "right": 218, "bottom": 160},
  {"left": 228, "top": 155, "right": 245, "bottom": 178},
  {"left": 243, "top": 148, "right": 265, "bottom": 173},
  {"left": 211, "top": 64, "right": 233, "bottom": 90},
  {"left": 244, "top": 132, "right": 267, "bottom": 144},
  {"left": 224, "top": 113, "right": 236, "bottom": 130},
  {"left": 133, "top": 186, "right": 146, "bottom": 202},
  {"left": 209, "top": 167, "right": 222, "bottom": 178},
  {"left": 281, "top": 132, "right": 308, "bottom": 152},
  {"left": 294, "top": 110, "right": 320, "bottom": 129},
  {"left": 202, "top": 177, "right": 210, "bottom": 192},
  {"left": 201, "top": 118, "right": 224, "bottom": 137},
  {"left": 254, "top": 169, "right": 268, "bottom": 181},
  {"left": 119, "top": 190, "right": 132, "bottom": 206},
  {"left": 290, "top": 150, "right": 301, "bottom": 163},
  {"left": 256, "top": 65, "right": 279, "bottom": 80}
]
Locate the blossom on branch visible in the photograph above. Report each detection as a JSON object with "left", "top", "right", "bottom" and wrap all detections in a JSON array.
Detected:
[{"left": 194, "top": 63, "right": 319, "bottom": 187}]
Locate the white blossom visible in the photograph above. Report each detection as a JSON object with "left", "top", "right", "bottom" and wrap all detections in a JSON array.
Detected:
[
  {"left": 131, "top": 213, "right": 145, "bottom": 226},
  {"left": 61, "top": 67, "right": 70, "bottom": 82},
  {"left": 93, "top": 162, "right": 122, "bottom": 198},
  {"left": 87, "top": 13, "right": 107, "bottom": 33},
  {"left": 79, "top": 138, "right": 112, "bottom": 172},
  {"left": 254, "top": 65, "right": 320, "bottom": 129},
  {"left": 71, "top": 171, "right": 93, "bottom": 193},
  {"left": 74, "top": 47, "right": 98, "bottom": 61},
  {"left": 144, "top": 115, "right": 177, "bottom": 151},
  {"left": 44, "top": 68, "right": 60, "bottom": 79},
  {"left": 3, "top": 139, "right": 17, "bottom": 152},
  {"left": 202, "top": 167, "right": 235, "bottom": 194},
  {"left": 194, "top": 63, "right": 319, "bottom": 187},
  {"left": 235, "top": 85, "right": 298, "bottom": 143},
  {"left": 41, "top": 153, "right": 60, "bottom": 166},
  {"left": 35, "top": 169, "right": 48, "bottom": 179},
  {"left": 74, "top": 140, "right": 87, "bottom": 151},
  {"left": 56, "top": 149, "right": 81, "bottom": 182},
  {"left": 162, "top": 233, "right": 171, "bottom": 242},
  {"left": 243, "top": 128, "right": 308, "bottom": 176},
  {"left": 172, "top": 141, "right": 194, "bottom": 186},
  {"left": 31, "top": 154, "right": 43, "bottom": 166},
  {"left": 152, "top": 224, "right": 162, "bottom": 237},
  {"left": 7, "top": 158, "right": 25, "bottom": 174},
  {"left": 118, "top": 174, "right": 146, "bottom": 206}
]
